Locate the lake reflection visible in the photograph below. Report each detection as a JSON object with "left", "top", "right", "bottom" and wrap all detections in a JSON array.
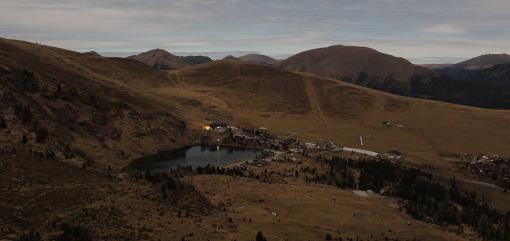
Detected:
[{"left": 129, "top": 145, "right": 260, "bottom": 172}]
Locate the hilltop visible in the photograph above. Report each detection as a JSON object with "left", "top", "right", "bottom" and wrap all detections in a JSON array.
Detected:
[
  {"left": 280, "top": 45, "right": 434, "bottom": 95},
  {"left": 83, "top": 51, "right": 101, "bottom": 57},
  {"left": 451, "top": 54, "right": 510, "bottom": 70},
  {"left": 222, "top": 55, "right": 238, "bottom": 61},
  {"left": 127, "top": 49, "right": 213, "bottom": 70},
  {"left": 127, "top": 49, "right": 190, "bottom": 70},
  {"left": 238, "top": 53, "right": 279, "bottom": 66}
]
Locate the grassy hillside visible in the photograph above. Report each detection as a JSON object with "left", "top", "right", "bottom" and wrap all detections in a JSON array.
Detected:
[
  {"left": 0, "top": 38, "right": 187, "bottom": 169},
  {"left": 155, "top": 60, "right": 510, "bottom": 168}
]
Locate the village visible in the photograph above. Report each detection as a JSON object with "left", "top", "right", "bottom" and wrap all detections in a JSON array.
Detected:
[
  {"left": 200, "top": 116, "right": 403, "bottom": 162},
  {"left": 196, "top": 117, "right": 404, "bottom": 189},
  {"left": 197, "top": 116, "right": 510, "bottom": 192}
]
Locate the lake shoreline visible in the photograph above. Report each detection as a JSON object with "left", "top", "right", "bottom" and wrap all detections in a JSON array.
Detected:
[{"left": 127, "top": 144, "right": 262, "bottom": 172}]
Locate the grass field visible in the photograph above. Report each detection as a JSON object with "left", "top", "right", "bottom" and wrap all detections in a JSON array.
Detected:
[{"left": 142, "top": 61, "right": 510, "bottom": 171}]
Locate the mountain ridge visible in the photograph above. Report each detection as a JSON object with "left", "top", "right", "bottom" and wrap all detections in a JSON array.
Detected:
[
  {"left": 451, "top": 53, "right": 510, "bottom": 70},
  {"left": 127, "top": 48, "right": 213, "bottom": 70},
  {"left": 280, "top": 45, "right": 436, "bottom": 95}
]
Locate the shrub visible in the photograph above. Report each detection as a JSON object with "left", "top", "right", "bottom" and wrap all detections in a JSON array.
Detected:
[
  {"left": 0, "top": 117, "right": 6, "bottom": 129},
  {"left": 35, "top": 127, "right": 49, "bottom": 143},
  {"left": 55, "top": 223, "right": 93, "bottom": 241},
  {"left": 256, "top": 231, "right": 267, "bottom": 241},
  {"left": 17, "top": 232, "right": 41, "bottom": 241},
  {"left": 325, "top": 233, "right": 332, "bottom": 240}
]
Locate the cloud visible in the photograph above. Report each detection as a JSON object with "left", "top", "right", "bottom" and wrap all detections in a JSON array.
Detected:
[
  {"left": 1, "top": 0, "right": 509, "bottom": 63},
  {"left": 421, "top": 24, "right": 465, "bottom": 34}
]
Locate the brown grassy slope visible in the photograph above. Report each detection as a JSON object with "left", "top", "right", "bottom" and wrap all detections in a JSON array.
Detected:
[
  {"left": 280, "top": 45, "right": 434, "bottom": 93},
  {"left": 167, "top": 61, "right": 510, "bottom": 167},
  {"left": 0, "top": 38, "right": 187, "bottom": 169},
  {"left": 193, "top": 175, "right": 472, "bottom": 241},
  {"left": 0, "top": 38, "right": 174, "bottom": 88},
  {"left": 175, "top": 60, "right": 311, "bottom": 114},
  {"left": 1, "top": 149, "right": 476, "bottom": 241}
]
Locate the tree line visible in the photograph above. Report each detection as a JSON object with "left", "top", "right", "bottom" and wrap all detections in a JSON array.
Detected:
[
  {"left": 133, "top": 157, "right": 510, "bottom": 240},
  {"left": 312, "top": 157, "right": 510, "bottom": 240}
]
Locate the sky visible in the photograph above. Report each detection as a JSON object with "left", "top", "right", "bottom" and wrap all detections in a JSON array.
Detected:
[{"left": 1, "top": 0, "right": 510, "bottom": 64}]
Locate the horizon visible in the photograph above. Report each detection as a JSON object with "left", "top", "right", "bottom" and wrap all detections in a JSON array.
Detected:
[
  {"left": 3, "top": 37, "right": 507, "bottom": 64},
  {"left": 99, "top": 50, "right": 471, "bottom": 65},
  {"left": 2, "top": 1, "right": 510, "bottom": 64}
]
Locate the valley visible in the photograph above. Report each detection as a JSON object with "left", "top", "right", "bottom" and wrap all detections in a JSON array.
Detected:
[{"left": 1, "top": 38, "right": 510, "bottom": 241}]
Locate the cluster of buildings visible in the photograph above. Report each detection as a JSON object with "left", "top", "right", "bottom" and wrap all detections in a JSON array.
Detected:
[
  {"left": 465, "top": 154, "right": 510, "bottom": 185},
  {"left": 201, "top": 116, "right": 404, "bottom": 169}
]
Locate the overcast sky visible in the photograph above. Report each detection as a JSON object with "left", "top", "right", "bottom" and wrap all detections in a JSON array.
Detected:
[{"left": 1, "top": 0, "right": 510, "bottom": 63}]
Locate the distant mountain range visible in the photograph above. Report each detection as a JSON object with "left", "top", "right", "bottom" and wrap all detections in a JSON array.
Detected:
[
  {"left": 129, "top": 49, "right": 281, "bottom": 69},
  {"left": 421, "top": 63, "right": 453, "bottom": 69},
  {"left": 279, "top": 46, "right": 510, "bottom": 109},
  {"left": 127, "top": 49, "right": 212, "bottom": 70},
  {"left": 125, "top": 45, "right": 510, "bottom": 109},
  {"left": 238, "top": 54, "right": 279, "bottom": 66},
  {"left": 450, "top": 54, "right": 510, "bottom": 70},
  {"left": 101, "top": 50, "right": 259, "bottom": 59},
  {"left": 423, "top": 54, "right": 510, "bottom": 71}
]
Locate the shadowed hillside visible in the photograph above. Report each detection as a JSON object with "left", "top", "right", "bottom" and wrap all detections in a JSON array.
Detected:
[
  {"left": 477, "top": 63, "right": 510, "bottom": 82},
  {"left": 414, "top": 63, "right": 510, "bottom": 109},
  {"left": 280, "top": 45, "right": 510, "bottom": 109},
  {"left": 0, "top": 38, "right": 188, "bottom": 169},
  {"left": 452, "top": 54, "right": 510, "bottom": 70}
]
